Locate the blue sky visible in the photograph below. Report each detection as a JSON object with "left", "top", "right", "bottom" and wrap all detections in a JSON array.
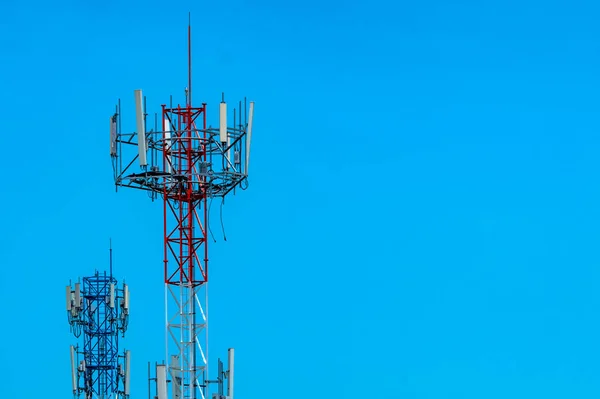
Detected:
[{"left": 2, "top": 0, "right": 600, "bottom": 398}]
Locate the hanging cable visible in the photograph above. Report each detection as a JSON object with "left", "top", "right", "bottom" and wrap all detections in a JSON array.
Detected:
[
  {"left": 207, "top": 197, "right": 217, "bottom": 243},
  {"left": 220, "top": 197, "right": 227, "bottom": 241},
  {"left": 73, "top": 322, "right": 81, "bottom": 338}
]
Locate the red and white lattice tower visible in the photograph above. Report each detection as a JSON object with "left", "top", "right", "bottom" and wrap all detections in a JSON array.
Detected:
[{"left": 110, "top": 20, "right": 253, "bottom": 399}]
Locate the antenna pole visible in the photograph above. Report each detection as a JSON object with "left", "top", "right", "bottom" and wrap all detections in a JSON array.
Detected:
[
  {"left": 109, "top": 238, "right": 113, "bottom": 278},
  {"left": 188, "top": 12, "right": 192, "bottom": 106}
]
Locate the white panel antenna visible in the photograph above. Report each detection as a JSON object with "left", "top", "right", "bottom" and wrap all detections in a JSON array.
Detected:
[
  {"left": 124, "top": 350, "right": 131, "bottom": 395},
  {"left": 109, "top": 283, "right": 115, "bottom": 308},
  {"left": 156, "top": 365, "right": 168, "bottom": 399},
  {"left": 74, "top": 283, "right": 81, "bottom": 310},
  {"left": 123, "top": 283, "right": 129, "bottom": 314},
  {"left": 110, "top": 116, "right": 117, "bottom": 156},
  {"left": 66, "top": 286, "right": 72, "bottom": 311},
  {"left": 163, "top": 116, "right": 172, "bottom": 174},
  {"left": 245, "top": 102, "right": 254, "bottom": 173},
  {"left": 134, "top": 89, "right": 147, "bottom": 167},
  {"left": 220, "top": 101, "right": 227, "bottom": 143},
  {"left": 70, "top": 345, "right": 77, "bottom": 393},
  {"left": 228, "top": 348, "right": 235, "bottom": 399}
]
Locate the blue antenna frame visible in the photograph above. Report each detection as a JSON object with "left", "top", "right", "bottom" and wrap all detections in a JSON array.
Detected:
[{"left": 67, "top": 268, "right": 130, "bottom": 399}]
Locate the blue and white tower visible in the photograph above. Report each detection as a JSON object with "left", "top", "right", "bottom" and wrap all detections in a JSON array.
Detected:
[{"left": 66, "top": 265, "right": 131, "bottom": 399}]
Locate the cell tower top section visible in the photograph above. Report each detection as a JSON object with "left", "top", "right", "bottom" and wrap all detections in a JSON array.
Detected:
[
  {"left": 110, "top": 20, "right": 254, "bottom": 201},
  {"left": 110, "top": 93, "right": 254, "bottom": 199}
]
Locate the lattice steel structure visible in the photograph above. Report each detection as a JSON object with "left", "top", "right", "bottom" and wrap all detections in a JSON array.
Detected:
[
  {"left": 109, "top": 21, "right": 253, "bottom": 399},
  {"left": 67, "top": 270, "right": 131, "bottom": 399}
]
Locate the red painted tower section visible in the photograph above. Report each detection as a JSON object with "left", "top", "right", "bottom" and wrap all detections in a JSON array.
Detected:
[{"left": 162, "top": 103, "right": 208, "bottom": 288}]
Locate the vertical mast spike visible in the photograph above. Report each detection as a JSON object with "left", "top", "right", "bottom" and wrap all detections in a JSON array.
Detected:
[
  {"left": 188, "top": 12, "right": 192, "bottom": 106},
  {"left": 109, "top": 238, "right": 113, "bottom": 278}
]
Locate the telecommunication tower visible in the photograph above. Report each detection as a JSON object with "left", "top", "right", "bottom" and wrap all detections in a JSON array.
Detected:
[
  {"left": 109, "top": 19, "right": 253, "bottom": 399},
  {"left": 66, "top": 253, "right": 131, "bottom": 399}
]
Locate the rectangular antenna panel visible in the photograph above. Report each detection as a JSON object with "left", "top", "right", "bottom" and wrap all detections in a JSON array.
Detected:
[
  {"left": 74, "top": 283, "right": 81, "bottom": 309},
  {"left": 124, "top": 350, "right": 131, "bottom": 395},
  {"left": 156, "top": 365, "right": 168, "bottom": 399},
  {"left": 245, "top": 102, "right": 254, "bottom": 173},
  {"left": 70, "top": 345, "right": 77, "bottom": 393},
  {"left": 109, "top": 283, "right": 115, "bottom": 308},
  {"left": 134, "top": 89, "right": 147, "bottom": 167},
  {"left": 66, "top": 286, "right": 72, "bottom": 311},
  {"left": 110, "top": 116, "right": 117, "bottom": 156},
  {"left": 123, "top": 283, "right": 129, "bottom": 312},
  {"left": 163, "top": 116, "right": 172, "bottom": 174},
  {"left": 220, "top": 102, "right": 227, "bottom": 143},
  {"left": 228, "top": 348, "right": 235, "bottom": 399}
]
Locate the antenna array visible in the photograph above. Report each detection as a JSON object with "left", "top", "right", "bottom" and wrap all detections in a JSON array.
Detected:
[
  {"left": 67, "top": 270, "right": 131, "bottom": 399},
  {"left": 110, "top": 91, "right": 253, "bottom": 198}
]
